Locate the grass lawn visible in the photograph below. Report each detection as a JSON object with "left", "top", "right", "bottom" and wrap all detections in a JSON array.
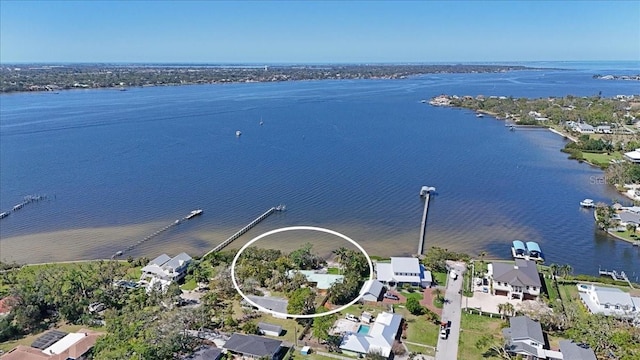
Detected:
[
  {"left": 544, "top": 277, "right": 559, "bottom": 302},
  {"left": 251, "top": 313, "right": 304, "bottom": 344},
  {"left": 395, "top": 307, "right": 439, "bottom": 348},
  {"left": 432, "top": 272, "right": 447, "bottom": 286},
  {"left": 401, "top": 291, "right": 424, "bottom": 302},
  {"left": 125, "top": 266, "right": 142, "bottom": 280},
  {"left": 608, "top": 229, "right": 639, "bottom": 243},
  {"left": 458, "top": 312, "right": 506, "bottom": 360},
  {"left": 582, "top": 151, "right": 622, "bottom": 167},
  {"left": 326, "top": 267, "right": 340, "bottom": 275},
  {"left": 181, "top": 278, "right": 197, "bottom": 291}
]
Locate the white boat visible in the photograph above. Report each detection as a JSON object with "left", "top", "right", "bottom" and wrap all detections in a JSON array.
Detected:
[
  {"left": 476, "top": 113, "right": 484, "bottom": 118},
  {"left": 580, "top": 199, "right": 595, "bottom": 208},
  {"left": 236, "top": 130, "right": 242, "bottom": 136}
]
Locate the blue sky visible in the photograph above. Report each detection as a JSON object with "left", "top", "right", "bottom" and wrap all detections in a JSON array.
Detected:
[{"left": 1, "top": 1, "right": 638, "bottom": 63}]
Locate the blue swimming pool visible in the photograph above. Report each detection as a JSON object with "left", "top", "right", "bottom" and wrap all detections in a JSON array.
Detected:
[{"left": 357, "top": 325, "right": 370, "bottom": 335}]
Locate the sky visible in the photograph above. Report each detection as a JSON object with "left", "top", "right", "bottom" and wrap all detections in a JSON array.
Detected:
[{"left": 0, "top": 0, "right": 638, "bottom": 63}]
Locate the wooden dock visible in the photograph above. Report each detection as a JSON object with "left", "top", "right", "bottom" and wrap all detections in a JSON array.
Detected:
[
  {"left": 203, "top": 205, "right": 284, "bottom": 258},
  {"left": 599, "top": 268, "right": 634, "bottom": 288},
  {"left": 111, "top": 209, "right": 204, "bottom": 259},
  {"left": 1, "top": 194, "right": 50, "bottom": 220},
  {"left": 418, "top": 186, "right": 436, "bottom": 255}
]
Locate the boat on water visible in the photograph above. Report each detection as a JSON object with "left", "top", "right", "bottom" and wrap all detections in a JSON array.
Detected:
[
  {"left": 580, "top": 199, "right": 595, "bottom": 208},
  {"left": 0, "top": 212, "right": 9, "bottom": 219},
  {"left": 236, "top": 130, "right": 242, "bottom": 136},
  {"left": 476, "top": 113, "right": 484, "bottom": 118},
  {"left": 186, "top": 209, "right": 203, "bottom": 219}
]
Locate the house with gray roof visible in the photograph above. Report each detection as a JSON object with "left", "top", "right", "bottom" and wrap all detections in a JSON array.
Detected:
[
  {"left": 141, "top": 252, "right": 193, "bottom": 292},
  {"left": 488, "top": 259, "right": 541, "bottom": 301},
  {"left": 503, "top": 316, "right": 546, "bottom": 359},
  {"left": 183, "top": 346, "right": 223, "bottom": 360},
  {"left": 375, "top": 257, "right": 432, "bottom": 287},
  {"left": 559, "top": 340, "right": 597, "bottom": 360},
  {"left": 245, "top": 295, "right": 289, "bottom": 319},
  {"left": 578, "top": 284, "right": 640, "bottom": 317},
  {"left": 360, "top": 279, "right": 385, "bottom": 302},
  {"left": 223, "top": 334, "right": 282, "bottom": 360},
  {"left": 257, "top": 322, "right": 283, "bottom": 337}
]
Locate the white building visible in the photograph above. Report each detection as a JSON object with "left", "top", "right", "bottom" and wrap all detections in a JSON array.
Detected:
[
  {"left": 340, "top": 312, "right": 402, "bottom": 358},
  {"left": 578, "top": 284, "right": 640, "bottom": 317},
  {"left": 360, "top": 279, "right": 385, "bottom": 302},
  {"left": 574, "top": 123, "right": 595, "bottom": 134},
  {"left": 375, "top": 257, "right": 432, "bottom": 287},
  {"left": 141, "top": 252, "right": 192, "bottom": 292},
  {"left": 624, "top": 148, "right": 640, "bottom": 163}
]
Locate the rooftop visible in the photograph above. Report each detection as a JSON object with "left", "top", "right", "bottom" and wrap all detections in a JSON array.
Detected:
[
  {"left": 559, "top": 340, "right": 597, "bottom": 360},
  {"left": 504, "top": 316, "right": 545, "bottom": 345},
  {"left": 223, "top": 334, "right": 282, "bottom": 358},
  {"left": 288, "top": 270, "right": 344, "bottom": 290},
  {"left": 246, "top": 295, "right": 289, "bottom": 314},
  {"left": 491, "top": 259, "right": 541, "bottom": 288}
]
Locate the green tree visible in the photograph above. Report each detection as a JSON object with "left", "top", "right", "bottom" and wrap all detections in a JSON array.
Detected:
[
  {"left": 312, "top": 306, "right": 336, "bottom": 340},
  {"left": 287, "top": 288, "right": 316, "bottom": 315},
  {"left": 406, "top": 297, "right": 424, "bottom": 315},
  {"left": 242, "top": 321, "right": 259, "bottom": 334}
]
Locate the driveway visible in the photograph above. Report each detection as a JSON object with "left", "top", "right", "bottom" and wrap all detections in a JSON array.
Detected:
[{"left": 435, "top": 261, "right": 466, "bottom": 360}]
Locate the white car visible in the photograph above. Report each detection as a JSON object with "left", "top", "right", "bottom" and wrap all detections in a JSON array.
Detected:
[
  {"left": 450, "top": 270, "right": 458, "bottom": 280},
  {"left": 345, "top": 313, "right": 359, "bottom": 322}
]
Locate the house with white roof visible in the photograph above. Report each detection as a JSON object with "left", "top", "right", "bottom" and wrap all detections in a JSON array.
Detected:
[
  {"left": 340, "top": 312, "right": 402, "bottom": 358},
  {"left": 578, "top": 284, "right": 640, "bottom": 317},
  {"left": 574, "top": 123, "right": 595, "bottom": 134},
  {"left": 141, "top": 252, "right": 192, "bottom": 292},
  {"left": 375, "top": 257, "right": 432, "bottom": 288},
  {"left": 488, "top": 259, "right": 541, "bottom": 301},
  {"left": 624, "top": 148, "right": 640, "bottom": 163}
]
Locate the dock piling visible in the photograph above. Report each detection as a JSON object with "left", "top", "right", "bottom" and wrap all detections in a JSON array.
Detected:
[{"left": 418, "top": 186, "right": 435, "bottom": 255}]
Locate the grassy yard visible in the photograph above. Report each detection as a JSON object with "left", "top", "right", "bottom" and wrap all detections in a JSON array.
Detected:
[
  {"left": 125, "top": 266, "right": 142, "bottom": 280},
  {"left": 394, "top": 307, "right": 439, "bottom": 350},
  {"left": 458, "top": 312, "right": 506, "bottom": 360},
  {"left": 582, "top": 151, "right": 623, "bottom": 167},
  {"left": 544, "top": 276, "right": 560, "bottom": 302},
  {"left": 326, "top": 267, "right": 340, "bottom": 275},
  {"left": 181, "top": 278, "right": 197, "bottom": 291},
  {"left": 432, "top": 272, "right": 448, "bottom": 286},
  {"left": 251, "top": 313, "right": 305, "bottom": 344},
  {"left": 401, "top": 291, "right": 424, "bottom": 302}
]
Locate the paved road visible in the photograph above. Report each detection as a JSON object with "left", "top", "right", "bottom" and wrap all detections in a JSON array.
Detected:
[{"left": 435, "top": 261, "right": 466, "bottom": 360}]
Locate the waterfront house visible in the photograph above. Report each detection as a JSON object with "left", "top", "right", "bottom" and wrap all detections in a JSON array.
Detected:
[
  {"left": 287, "top": 269, "right": 344, "bottom": 291},
  {"left": 222, "top": 334, "right": 282, "bottom": 360},
  {"left": 340, "top": 312, "right": 402, "bottom": 358},
  {"left": 182, "top": 346, "right": 223, "bottom": 360},
  {"left": 624, "top": 148, "right": 640, "bottom": 163},
  {"left": 503, "top": 316, "right": 562, "bottom": 359},
  {"left": 360, "top": 279, "right": 386, "bottom": 302},
  {"left": 578, "top": 284, "right": 640, "bottom": 317},
  {"left": 141, "top": 252, "right": 192, "bottom": 292},
  {"left": 574, "top": 123, "right": 595, "bottom": 134},
  {"left": 596, "top": 125, "right": 612, "bottom": 134},
  {"left": 558, "top": 340, "right": 597, "bottom": 360},
  {"left": 488, "top": 259, "right": 541, "bottom": 301},
  {"left": 375, "top": 257, "right": 432, "bottom": 288}
]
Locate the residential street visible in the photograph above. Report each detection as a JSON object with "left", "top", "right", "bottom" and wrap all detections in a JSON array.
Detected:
[{"left": 435, "top": 261, "right": 466, "bottom": 360}]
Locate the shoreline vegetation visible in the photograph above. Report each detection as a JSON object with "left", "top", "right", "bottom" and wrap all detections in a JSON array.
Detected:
[
  {"left": 0, "top": 63, "right": 541, "bottom": 93},
  {"left": 2, "top": 246, "right": 638, "bottom": 359},
  {"left": 430, "top": 93, "right": 640, "bottom": 244}
]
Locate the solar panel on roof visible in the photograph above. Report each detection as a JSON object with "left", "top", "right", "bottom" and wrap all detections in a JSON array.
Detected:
[{"left": 31, "top": 329, "right": 68, "bottom": 349}]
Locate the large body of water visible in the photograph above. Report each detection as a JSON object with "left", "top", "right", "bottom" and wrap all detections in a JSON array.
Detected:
[{"left": 1, "top": 62, "right": 639, "bottom": 277}]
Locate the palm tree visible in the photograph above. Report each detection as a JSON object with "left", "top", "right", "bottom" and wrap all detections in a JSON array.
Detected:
[
  {"left": 560, "top": 264, "right": 573, "bottom": 278},
  {"left": 497, "top": 303, "right": 506, "bottom": 318},
  {"left": 503, "top": 302, "right": 516, "bottom": 317},
  {"left": 433, "top": 288, "right": 443, "bottom": 302},
  {"left": 549, "top": 263, "right": 559, "bottom": 280}
]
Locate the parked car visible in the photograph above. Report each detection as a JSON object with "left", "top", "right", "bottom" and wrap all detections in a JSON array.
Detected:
[
  {"left": 345, "top": 313, "right": 359, "bottom": 322},
  {"left": 439, "top": 320, "right": 451, "bottom": 339},
  {"left": 450, "top": 270, "right": 458, "bottom": 280},
  {"left": 88, "top": 302, "right": 106, "bottom": 313},
  {"left": 383, "top": 292, "right": 400, "bottom": 300}
]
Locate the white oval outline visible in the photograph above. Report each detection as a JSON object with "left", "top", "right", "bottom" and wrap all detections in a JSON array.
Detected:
[{"left": 231, "top": 226, "right": 374, "bottom": 319}]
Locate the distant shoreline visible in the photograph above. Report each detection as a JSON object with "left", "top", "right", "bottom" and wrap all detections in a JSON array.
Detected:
[{"left": 0, "top": 63, "right": 545, "bottom": 94}]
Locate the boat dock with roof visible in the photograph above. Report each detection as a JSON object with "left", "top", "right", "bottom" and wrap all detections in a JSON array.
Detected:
[{"left": 511, "top": 240, "right": 544, "bottom": 262}]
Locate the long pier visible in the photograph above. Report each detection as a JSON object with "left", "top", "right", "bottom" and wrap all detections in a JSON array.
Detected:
[
  {"left": 111, "top": 209, "right": 203, "bottom": 259},
  {"left": 203, "top": 205, "right": 285, "bottom": 258},
  {"left": 418, "top": 186, "right": 436, "bottom": 255},
  {"left": 1, "top": 194, "right": 51, "bottom": 220}
]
